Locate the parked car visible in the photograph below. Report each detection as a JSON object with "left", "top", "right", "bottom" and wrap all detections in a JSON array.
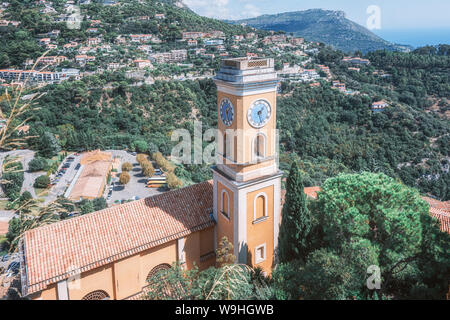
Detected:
[
  {"left": 154, "top": 169, "right": 162, "bottom": 175},
  {"left": 75, "top": 163, "right": 81, "bottom": 170},
  {"left": 1, "top": 254, "right": 10, "bottom": 262},
  {"left": 7, "top": 261, "right": 20, "bottom": 274}
]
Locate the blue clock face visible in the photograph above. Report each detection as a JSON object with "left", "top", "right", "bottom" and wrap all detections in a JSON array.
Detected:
[
  {"left": 220, "top": 98, "right": 234, "bottom": 126},
  {"left": 248, "top": 100, "right": 272, "bottom": 128}
]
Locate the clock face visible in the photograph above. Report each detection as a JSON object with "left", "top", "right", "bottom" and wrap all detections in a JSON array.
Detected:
[
  {"left": 248, "top": 99, "right": 272, "bottom": 128},
  {"left": 220, "top": 98, "right": 234, "bottom": 126}
]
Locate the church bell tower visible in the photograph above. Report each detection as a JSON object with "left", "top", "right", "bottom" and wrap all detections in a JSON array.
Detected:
[{"left": 212, "top": 58, "right": 282, "bottom": 274}]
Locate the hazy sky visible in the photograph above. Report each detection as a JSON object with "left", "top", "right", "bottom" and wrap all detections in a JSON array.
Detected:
[{"left": 183, "top": 0, "right": 450, "bottom": 30}]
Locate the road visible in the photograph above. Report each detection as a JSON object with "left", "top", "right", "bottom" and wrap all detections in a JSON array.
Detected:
[{"left": 44, "top": 153, "right": 82, "bottom": 204}]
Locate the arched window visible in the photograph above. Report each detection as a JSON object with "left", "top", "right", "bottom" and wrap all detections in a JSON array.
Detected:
[
  {"left": 253, "top": 193, "right": 267, "bottom": 221},
  {"left": 221, "top": 190, "right": 230, "bottom": 219},
  {"left": 253, "top": 134, "right": 266, "bottom": 160},
  {"left": 146, "top": 263, "right": 171, "bottom": 282},
  {"left": 81, "top": 290, "right": 110, "bottom": 300}
]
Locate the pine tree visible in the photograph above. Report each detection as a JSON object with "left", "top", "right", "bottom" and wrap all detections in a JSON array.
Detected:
[{"left": 278, "top": 162, "right": 313, "bottom": 263}]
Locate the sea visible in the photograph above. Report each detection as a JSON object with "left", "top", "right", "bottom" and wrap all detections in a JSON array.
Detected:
[{"left": 373, "top": 28, "right": 450, "bottom": 48}]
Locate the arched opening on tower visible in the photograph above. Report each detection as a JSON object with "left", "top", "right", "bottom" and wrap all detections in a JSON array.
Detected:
[{"left": 253, "top": 133, "right": 266, "bottom": 160}]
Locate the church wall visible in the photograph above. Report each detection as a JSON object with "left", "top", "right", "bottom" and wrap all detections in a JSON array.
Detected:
[{"left": 67, "top": 263, "right": 115, "bottom": 300}]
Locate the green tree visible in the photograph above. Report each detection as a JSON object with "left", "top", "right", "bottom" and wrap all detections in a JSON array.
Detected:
[
  {"left": 28, "top": 156, "right": 47, "bottom": 172},
  {"left": 39, "top": 132, "right": 61, "bottom": 158},
  {"left": 133, "top": 140, "right": 149, "bottom": 153},
  {"left": 278, "top": 162, "right": 313, "bottom": 263},
  {"left": 33, "top": 175, "right": 50, "bottom": 188},
  {"left": 92, "top": 198, "right": 107, "bottom": 212},
  {"left": 79, "top": 200, "right": 95, "bottom": 215},
  {"left": 312, "top": 172, "right": 450, "bottom": 299},
  {"left": 19, "top": 191, "right": 33, "bottom": 205}
]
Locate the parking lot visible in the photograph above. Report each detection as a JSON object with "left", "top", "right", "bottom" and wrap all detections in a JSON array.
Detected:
[
  {"left": 45, "top": 153, "right": 82, "bottom": 204},
  {"left": 105, "top": 150, "right": 164, "bottom": 205},
  {"left": 1, "top": 149, "right": 166, "bottom": 209}
]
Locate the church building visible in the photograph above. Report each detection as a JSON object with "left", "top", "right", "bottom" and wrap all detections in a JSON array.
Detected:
[{"left": 19, "top": 57, "right": 283, "bottom": 300}]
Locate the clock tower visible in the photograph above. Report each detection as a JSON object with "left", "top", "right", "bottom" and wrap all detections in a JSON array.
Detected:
[{"left": 212, "top": 58, "right": 282, "bottom": 274}]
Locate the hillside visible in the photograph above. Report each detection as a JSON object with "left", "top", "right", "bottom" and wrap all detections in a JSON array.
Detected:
[
  {"left": 230, "top": 9, "right": 411, "bottom": 53},
  {"left": 0, "top": 0, "right": 448, "bottom": 200}
]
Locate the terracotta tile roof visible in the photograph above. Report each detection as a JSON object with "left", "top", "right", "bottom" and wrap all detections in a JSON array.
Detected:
[
  {"left": 429, "top": 207, "right": 450, "bottom": 234},
  {"left": 422, "top": 196, "right": 450, "bottom": 213},
  {"left": 280, "top": 186, "right": 321, "bottom": 207},
  {"left": 303, "top": 186, "right": 321, "bottom": 199},
  {"left": 22, "top": 181, "right": 214, "bottom": 295},
  {"left": 422, "top": 196, "right": 450, "bottom": 234}
]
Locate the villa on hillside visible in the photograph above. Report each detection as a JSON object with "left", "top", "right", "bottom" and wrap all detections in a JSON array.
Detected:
[{"left": 371, "top": 100, "right": 389, "bottom": 112}]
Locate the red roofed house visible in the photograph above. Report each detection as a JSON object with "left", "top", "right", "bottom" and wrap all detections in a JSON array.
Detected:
[
  {"left": 371, "top": 100, "right": 389, "bottom": 112},
  {"left": 134, "top": 59, "right": 153, "bottom": 69}
]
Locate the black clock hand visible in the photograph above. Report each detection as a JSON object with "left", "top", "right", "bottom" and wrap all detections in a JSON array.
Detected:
[{"left": 257, "top": 109, "right": 263, "bottom": 123}]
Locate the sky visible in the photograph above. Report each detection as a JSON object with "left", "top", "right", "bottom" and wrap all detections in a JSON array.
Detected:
[{"left": 183, "top": 0, "right": 450, "bottom": 30}]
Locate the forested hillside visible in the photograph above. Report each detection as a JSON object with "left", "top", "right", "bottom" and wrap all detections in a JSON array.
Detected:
[
  {"left": 0, "top": 1, "right": 448, "bottom": 200},
  {"left": 0, "top": 0, "right": 253, "bottom": 67},
  {"left": 22, "top": 49, "right": 450, "bottom": 200}
]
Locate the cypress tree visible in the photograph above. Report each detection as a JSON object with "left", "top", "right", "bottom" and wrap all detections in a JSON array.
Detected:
[{"left": 278, "top": 161, "right": 313, "bottom": 263}]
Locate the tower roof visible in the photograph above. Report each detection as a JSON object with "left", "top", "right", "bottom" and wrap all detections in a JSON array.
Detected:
[
  {"left": 220, "top": 57, "right": 274, "bottom": 71},
  {"left": 214, "top": 57, "right": 278, "bottom": 93}
]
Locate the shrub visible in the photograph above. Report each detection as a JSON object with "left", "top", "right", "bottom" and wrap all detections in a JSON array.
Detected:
[
  {"left": 121, "top": 162, "right": 132, "bottom": 172},
  {"left": 142, "top": 161, "right": 154, "bottom": 177},
  {"left": 136, "top": 154, "right": 148, "bottom": 164},
  {"left": 152, "top": 152, "right": 175, "bottom": 172},
  {"left": 33, "top": 175, "right": 50, "bottom": 188},
  {"left": 92, "top": 198, "right": 107, "bottom": 211},
  {"left": 19, "top": 191, "right": 33, "bottom": 204},
  {"left": 28, "top": 157, "right": 47, "bottom": 172},
  {"left": 167, "top": 172, "right": 182, "bottom": 189},
  {"left": 1, "top": 160, "right": 24, "bottom": 200},
  {"left": 119, "top": 171, "right": 130, "bottom": 185},
  {"left": 133, "top": 140, "right": 149, "bottom": 153}
]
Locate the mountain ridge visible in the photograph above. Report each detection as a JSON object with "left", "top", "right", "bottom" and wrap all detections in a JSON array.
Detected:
[{"left": 228, "top": 9, "right": 412, "bottom": 53}]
